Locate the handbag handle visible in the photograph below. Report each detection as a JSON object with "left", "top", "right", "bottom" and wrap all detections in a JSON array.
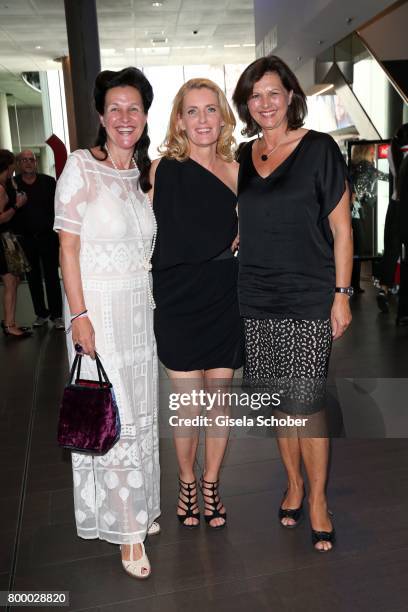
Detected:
[{"left": 68, "top": 353, "right": 111, "bottom": 387}]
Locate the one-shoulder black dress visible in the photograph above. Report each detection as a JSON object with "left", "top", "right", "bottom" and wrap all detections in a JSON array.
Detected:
[{"left": 152, "top": 157, "right": 244, "bottom": 371}]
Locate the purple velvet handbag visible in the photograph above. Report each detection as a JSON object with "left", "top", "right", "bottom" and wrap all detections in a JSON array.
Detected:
[{"left": 57, "top": 353, "right": 121, "bottom": 454}]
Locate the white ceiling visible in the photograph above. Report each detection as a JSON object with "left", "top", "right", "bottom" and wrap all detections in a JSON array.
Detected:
[
  {"left": 0, "top": 0, "right": 255, "bottom": 105},
  {"left": 253, "top": 0, "right": 398, "bottom": 70},
  {"left": 0, "top": 0, "right": 255, "bottom": 104}
]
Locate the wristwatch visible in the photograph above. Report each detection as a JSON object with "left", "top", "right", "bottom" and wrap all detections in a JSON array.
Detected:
[{"left": 335, "top": 286, "right": 354, "bottom": 297}]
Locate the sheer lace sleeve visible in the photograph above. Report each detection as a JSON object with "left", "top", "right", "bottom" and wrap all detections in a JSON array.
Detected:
[{"left": 54, "top": 151, "right": 89, "bottom": 235}]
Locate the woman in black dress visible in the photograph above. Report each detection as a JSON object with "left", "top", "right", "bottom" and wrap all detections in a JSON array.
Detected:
[
  {"left": 233, "top": 56, "right": 353, "bottom": 552},
  {"left": 150, "top": 78, "right": 244, "bottom": 528}
]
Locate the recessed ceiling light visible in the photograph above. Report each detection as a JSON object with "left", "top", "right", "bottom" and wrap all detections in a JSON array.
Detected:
[
  {"left": 35, "top": 45, "right": 42, "bottom": 50},
  {"left": 152, "top": 1, "right": 163, "bottom": 6}
]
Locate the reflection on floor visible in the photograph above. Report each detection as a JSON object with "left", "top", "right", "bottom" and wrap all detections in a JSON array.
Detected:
[{"left": 1, "top": 277, "right": 407, "bottom": 611}]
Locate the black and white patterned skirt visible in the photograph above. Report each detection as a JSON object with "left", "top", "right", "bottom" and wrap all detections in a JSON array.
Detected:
[{"left": 243, "top": 318, "right": 333, "bottom": 415}]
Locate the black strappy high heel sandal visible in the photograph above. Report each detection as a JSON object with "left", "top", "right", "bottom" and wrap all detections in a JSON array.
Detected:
[
  {"left": 278, "top": 488, "right": 305, "bottom": 529},
  {"left": 199, "top": 476, "right": 227, "bottom": 529},
  {"left": 177, "top": 478, "right": 200, "bottom": 529},
  {"left": 311, "top": 511, "right": 336, "bottom": 552}
]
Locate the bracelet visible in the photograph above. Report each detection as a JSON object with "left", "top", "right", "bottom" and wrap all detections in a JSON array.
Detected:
[
  {"left": 70, "top": 309, "right": 88, "bottom": 322},
  {"left": 66, "top": 309, "right": 88, "bottom": 334},
  {"left": 72, "top": 312, "right": 89, "bottom": 322}
]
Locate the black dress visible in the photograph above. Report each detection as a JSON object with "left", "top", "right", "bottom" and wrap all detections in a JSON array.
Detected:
[{"left": 152, "top": 157, "right": 244, "bottom": 371}]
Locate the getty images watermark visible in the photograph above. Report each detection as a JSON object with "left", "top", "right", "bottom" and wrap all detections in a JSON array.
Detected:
[{"left": 167, "top": 390, "right": 309, "bottom": 428}]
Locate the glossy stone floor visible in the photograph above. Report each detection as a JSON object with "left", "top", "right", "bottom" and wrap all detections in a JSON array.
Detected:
[{"left": 1, "top": 275, "right": 407, "bottom": 612}]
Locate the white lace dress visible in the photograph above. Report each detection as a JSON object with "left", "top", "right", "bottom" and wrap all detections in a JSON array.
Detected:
[{"left": 54, "top": 149, "right": 160, "bottom": 545}]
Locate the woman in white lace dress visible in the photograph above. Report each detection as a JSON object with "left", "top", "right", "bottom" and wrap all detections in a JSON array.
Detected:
[{"left": 54, "top": 68, "right": 160, "bottom": 579}]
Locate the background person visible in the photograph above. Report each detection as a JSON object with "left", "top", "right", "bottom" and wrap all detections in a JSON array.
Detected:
[
  {"left": 54, "top": 67, "right": 160, "bottom": 579},
  {"left": 233, "top": 56, "right": 353, "bottom": 553},
  {"left": 349, "top": 144, "right": 388, "bottom": 294},
  {"left": 376, "top": 124, "right": 408, "bottom": 313},
  {"left": 0, "top": 149, "right": 31, "bottom": 338},
  {"left": 14, "top": 150, "right": 64, "bottom": 329},
  {"left": 150, "top": 79, "right": 244, "bottom": 529},
  {"left": 396, "top": 148, "right": 408, "bottom": 325}
]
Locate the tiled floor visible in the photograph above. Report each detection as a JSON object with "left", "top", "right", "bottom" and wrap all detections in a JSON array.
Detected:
[{"left": 1, "top": 276, "right": 408, "bottom": 611}]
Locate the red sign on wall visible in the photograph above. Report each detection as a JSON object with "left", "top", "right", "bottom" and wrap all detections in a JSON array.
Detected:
[{"left": 378, "top": 143, "right": 389, "bottom": 159}]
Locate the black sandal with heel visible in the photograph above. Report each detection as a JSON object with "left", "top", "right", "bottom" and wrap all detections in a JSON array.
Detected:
[
  {"left": 199, "top": 476, "right": 227, "bottom": 529},
  {"left": 177, "top": 478, "right": 200, "bottom": 529},
  {"left": 311, "top": 528, "right": 336, "bottom": 552},
  {"left": 311, "top": 511, "right": 336, "bottom": 552},
  {"left": 278, "top": 488, "right": 305, "bottom": 529}
]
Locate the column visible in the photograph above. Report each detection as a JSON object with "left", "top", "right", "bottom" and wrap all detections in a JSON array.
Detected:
[
  {"left": 63, "top": 0, "right": 101, "bottom": 149},
  {"left": 60, "top": 56, "right": 78, "bottom": 152},
  {"left": 0, "top": 92, "right": 13, "bottom": 150}
]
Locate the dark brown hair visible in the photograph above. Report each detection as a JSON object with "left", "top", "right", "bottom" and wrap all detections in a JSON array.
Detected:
[
  {"left": 94, "top": 67, "right": 153, "bottom": 193},
  {"left": 0, "top": 149, "right": 15, "bottom": 174},
  {"left": 232, "top": 55, "right": 307, "bottom": 137}
]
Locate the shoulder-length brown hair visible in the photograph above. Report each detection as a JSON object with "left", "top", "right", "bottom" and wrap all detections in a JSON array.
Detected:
[
  {"left": 159, "top": 78, "right": 236, "bottom": 162},
  {"left": 232, "top": 56, "right": 307, "bottom": 137}
]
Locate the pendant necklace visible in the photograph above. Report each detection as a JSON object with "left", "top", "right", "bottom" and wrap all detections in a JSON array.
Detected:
[
  {"left": 259, "top": 133, "right": 287, "bottom": 161},
  {"left": 105, "top": 145, "right": 157, "bottom": 309}
]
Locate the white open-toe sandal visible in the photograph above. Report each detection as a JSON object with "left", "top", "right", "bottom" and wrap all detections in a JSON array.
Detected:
[
  {"left": 120, "top": 542, "right": 151, "bottom": 579},
  {"left": 147, "top": 521, "right": 160, "bottom": 536}
]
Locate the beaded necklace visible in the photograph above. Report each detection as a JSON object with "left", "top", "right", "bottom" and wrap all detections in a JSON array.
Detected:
[{"left": 105, "top": 145, "right": 157, "bottom": 309}]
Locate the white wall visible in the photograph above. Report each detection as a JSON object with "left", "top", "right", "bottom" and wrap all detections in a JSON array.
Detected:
[{"left": 8, "top": 106, "right": 45, "bottom": 149}]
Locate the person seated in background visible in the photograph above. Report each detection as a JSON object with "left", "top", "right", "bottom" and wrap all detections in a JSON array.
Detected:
[
  {"left": 13, "top": 150, "right": 64, "bottom": 329},
  {"left": 0, "top": 149, "right": 31, "bottom": 338}
]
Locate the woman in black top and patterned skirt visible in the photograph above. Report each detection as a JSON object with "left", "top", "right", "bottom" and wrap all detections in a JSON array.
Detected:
[
  {"left": 150, "top": 79, "right": 244, "bottom": 528},
  {"left": 233, "top": 57, "right": 353, "bottom": 552}
]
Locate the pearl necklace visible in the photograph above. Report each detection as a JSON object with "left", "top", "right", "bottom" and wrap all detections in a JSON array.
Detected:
[{"left": 105, "top": 145, "right": 157, "bottom": 309}]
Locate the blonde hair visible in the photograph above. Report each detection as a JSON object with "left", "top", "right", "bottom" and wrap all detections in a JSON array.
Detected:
[
  {"left": 159, "top": 78, "right": 236, "bottom": 162},
  {"left": 351, "top": 144, "right": 375, "bottom": 164}
]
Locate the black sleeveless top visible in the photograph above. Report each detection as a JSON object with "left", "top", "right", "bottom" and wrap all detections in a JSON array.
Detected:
[
  {"left": 237, "top": 130, "right": 349, "bottom": 320},
  {"left": 152, "top": 157, "right": 237, "bottom": 270}
]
